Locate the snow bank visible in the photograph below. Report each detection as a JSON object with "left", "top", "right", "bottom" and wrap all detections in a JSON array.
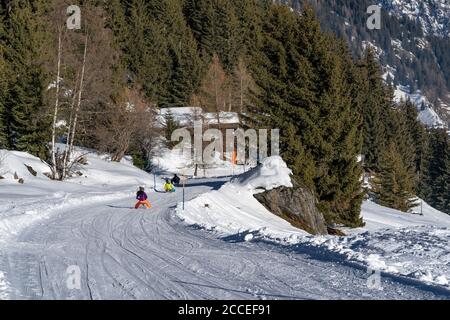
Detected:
[
  {"left": 0, "top": 146, "right": 152, "bottom": 187},
  {"left": 176, "top": 156, "right": 306, "bottom": 239},
  {"left": 355, "top": 200, "right": 450, "bottom": 232},
  {"left": 0, "top": 150, "right": 51, "bottom": 181},
  {"left": 232, "top": 156, "right": 292, "bottom": 191}
]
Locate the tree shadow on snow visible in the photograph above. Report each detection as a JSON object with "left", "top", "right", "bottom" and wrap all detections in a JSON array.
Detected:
[
  {"left": 183, "top": 180, "right": 227, "bottom": 191},
  {"left": 173, "top": 280, "right": 308, "bottom": 300},
  {"left": 221, "top": 236, "right": 450, "bottom": 299}
]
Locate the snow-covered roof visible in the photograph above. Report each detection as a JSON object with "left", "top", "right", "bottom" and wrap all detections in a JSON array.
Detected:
[
  {"left": 203, "top": 112, "right": 240, "bottom": 125},
  {"left": 156, "top": 107, "right": 240, "bottom": 128}
]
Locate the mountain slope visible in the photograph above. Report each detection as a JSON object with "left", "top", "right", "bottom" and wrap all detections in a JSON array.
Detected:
[{"left": 278, "top": 0, "right": 450, "bottom": 128}]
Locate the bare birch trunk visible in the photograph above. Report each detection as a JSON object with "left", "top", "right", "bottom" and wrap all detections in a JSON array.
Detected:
[
  {"left": 51, "top": 28, "right": 62, "bottom": 180},
  {"left": 62, "top": 73, "right": 79, "bottom": 179},
  {"left": 68, "top": 35, "right": 88, "bottom": 167}
]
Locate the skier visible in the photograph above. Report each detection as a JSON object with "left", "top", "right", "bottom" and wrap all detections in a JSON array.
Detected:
[
  {"left": 164, "top": 179, "right": 176, "bottom": 193},
  {"left": 171, "top": 174, "right": 181, "bottom": 187},
  {"left": 135, "top": 187, "right": 152, "bottom": 209}
]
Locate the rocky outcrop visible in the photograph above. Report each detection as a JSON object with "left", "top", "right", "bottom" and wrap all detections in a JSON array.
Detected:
[{"left": 254, "top": 180, "right": 328, "bottom": 235}]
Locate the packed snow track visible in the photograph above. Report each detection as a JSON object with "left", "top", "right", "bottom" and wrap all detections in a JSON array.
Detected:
[{"left": 1, "top": 178, "right": 449, "bottom": 300}]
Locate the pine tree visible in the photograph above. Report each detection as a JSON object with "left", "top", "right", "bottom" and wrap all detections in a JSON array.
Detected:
[
  {"left": 230, "top": 0, "right": 265, "bottom": 57},
  {"left": 214, "top": 0, "right": 242, "bottom": 73},
  {"left": 423, "top": 129, "right": 450, "bottom": 214},
  {"left": 163, "top": 109, "right": 179, "bottom": 146},
  {"left": 183, "top": 0, "right": 215, "bottom": 56},
  {"left": 163, "top": 0, "right": 203, "bottom": 107},
  {"left": 373, "top": 141, "right": 418, "bottom": 212},
  {"left": 359, "top": 49, "right": 388, "bottom": 172},
  {"left": 1, "top": 0, "right": 52, "bottom": 158},
  {"left": 0, "top": 15, "right": 7, "bottom": 148},
  {"left": 105, "top": 0, "right": 129, "bottom": 51},
  {"left": 399, "top": 100, "right": 429, "bottom": 192},
  {"left": 108, "top": 0, "right": 203, "bottom": 108},
  {"left": 119, "top": 0, "right": 171, "bottom": 104},
  {"left": 249, "top": 5, "right": 364, "bottom": 226}
]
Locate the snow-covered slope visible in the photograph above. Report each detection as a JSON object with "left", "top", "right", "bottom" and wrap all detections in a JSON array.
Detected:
[
  {"left": 379, "top": 0, "right": 450, "bottom": 37},
  {"left": 0, "top": 148, "right": 154, "bottom": 243},
  {"left": 394, "top": 85, "right": 447, "bottom": 128},
  {"left": 291, "top": 0, "right": 450, "bottom": 128}
]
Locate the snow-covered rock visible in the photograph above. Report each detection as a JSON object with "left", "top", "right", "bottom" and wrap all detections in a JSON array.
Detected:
[{"left": 176, "top": 156, "right": 306, "bottom": 239}]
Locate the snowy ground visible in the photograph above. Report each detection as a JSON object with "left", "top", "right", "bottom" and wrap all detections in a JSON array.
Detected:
[
  {"left": 1, "top": 150, "right": 450, "bottom": 299},
  {"left": 176, "top": 157, "right": 450, "bottom": 292}
]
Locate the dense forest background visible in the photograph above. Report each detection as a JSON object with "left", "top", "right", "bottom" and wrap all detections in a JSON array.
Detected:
[
  {"left": 0, "top": 0, "right": 448, "bottom": 224},
  {"left": 276, "top": 0, "right": 450, "bottom": 125}
]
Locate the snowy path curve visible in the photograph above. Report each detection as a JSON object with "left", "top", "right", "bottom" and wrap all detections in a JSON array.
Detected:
[{"left": 1, "top": 178, "right": 449, "bottom": 300}]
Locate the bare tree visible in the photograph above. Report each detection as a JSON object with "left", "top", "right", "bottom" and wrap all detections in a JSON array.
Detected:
[
  {"left": 50, "top": 27, "right": 63, "bottom": 180},
  {"left": 67, "top": 34, "right": 88, "bottom": 161},
  {"left": 231, "top": 57, "right": 256, "bottom": 114},
  {"left": 190, "top": 55, "right": 256, "bottom": 117},
  {"left": 94, "top": 87, "right": 156, "bottom": 162},
  {"left": 191, "top": 55, "right": 227, "bottom": 114},
  {"left": 61, "top": 71, "right": 79, "bottom": 179}
]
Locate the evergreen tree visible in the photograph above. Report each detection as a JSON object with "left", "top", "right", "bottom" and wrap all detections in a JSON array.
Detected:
[
  {"left": 230, "top": 0, "right": 265, "bottom": 57},
  {"left": 116, "top": 0, "right": 171, "bottom": 104},
  {"left": 399, "top": 100, "right": 430, "bottom": 191},
  {"left": 163, "top": 0, "right": 203, "bottom": 107},
  {"left": 214, "top": 0, "right": 242, "bottom": 73},
  {"left": 163, "top": 109, "right": 179, "bottom": 147},
  {"left": 0, "top": 15, "right": 7, "bottom": 148},
  {"left": 422, "top": 129, "right": 450, "bottom": 214},
  {"left": 373, "top": 141, "right": 418, "bottom": 212},
  {"left": 108, "top": 0, "right": 203, "bottom": 108},
  {"left": 1, "top": 0, "right": 51, "bottom": 158},
  {"left": 358, "top": 49, "right": 388, "bottom": 172},
  {"left": 183, "top": 0, "right": 215, "bottom": 56},
  {"left": 249, "top": 5, "right": 364, "bottom": 226}
]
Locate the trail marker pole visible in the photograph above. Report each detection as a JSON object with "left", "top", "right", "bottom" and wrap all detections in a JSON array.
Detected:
[{"left": 181, "top": 175, "right": 187, "bottom": 211}]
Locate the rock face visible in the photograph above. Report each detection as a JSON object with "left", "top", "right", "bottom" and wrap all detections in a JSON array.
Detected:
[{"left": 254, "top": 180, "right": 328, "bottom": 235}]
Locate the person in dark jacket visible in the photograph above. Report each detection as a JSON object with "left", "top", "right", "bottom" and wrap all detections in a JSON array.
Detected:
[
  {"left": 171, "top": 174, "right": 181, "bottom": 186},
  {"left": 135, "top": 187, "right": 152, "bottom": 209}
]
